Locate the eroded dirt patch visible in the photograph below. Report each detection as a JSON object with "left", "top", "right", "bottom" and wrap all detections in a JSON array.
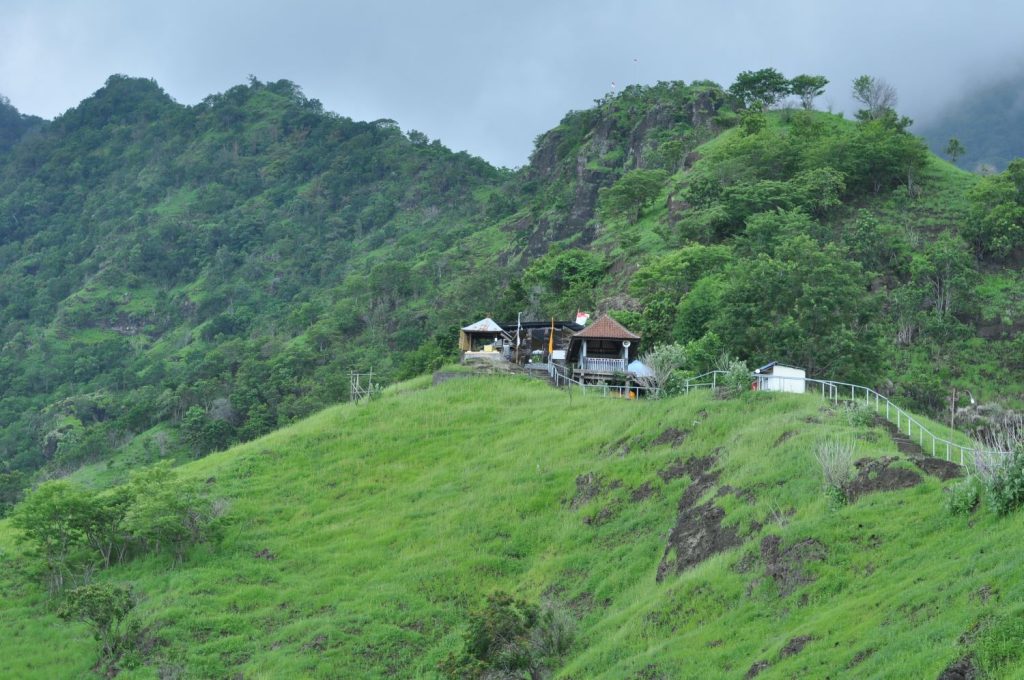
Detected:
[
  {"left": 847, "top": 648, "right": 876, "bottom": 669},
  {"left": 602, "top": 436, "right": 635, "bottom": 457},
  {"left": 631, "top": 664, "right": 668, "bottom": 680},
  {"left": 656, "top": 456, "right": 741, "bottom": 582},
  {"left": 780, "top": 635, "right": 814, "bottom": 658},
  {"left": 745, "top": 660, "right": 770, "bottom": 678},
  {"left": 937, "top": 655, "right": 978, "bottom": 680},
  {"left": 583, "top": 502, "right": 620, "bottom": 527},
  {"left": 972, "top": 585, "right": 997, "bottom": 604},
  {"left": 652, "top": 427, "right": 689, "bottom": 448},
  {"left": 569, "top": 472, "right": 604, "bottom": 509},
  {"left": 773, "top": 430, "right": 797, "bottom": 447},
  {"left": 302, "top": 634, "right": 328, "bottom": 653},
  {"left": 716, "top": 484, "right": 756, "bottom": 504},
  {"left": 911, "top": 456, "right": 965, "bottom": 481},
  {"left": 760, "top": 535, "right": 827, "bottom": 597},
  {"left": 845, "top": 456, "right": 922, "bottom": 501},
  {"left": 658, "top": 455, "right": 715, "bottom": 484},
  {"left": 630, "top": 481, "right": 656, "bottom": 503}
]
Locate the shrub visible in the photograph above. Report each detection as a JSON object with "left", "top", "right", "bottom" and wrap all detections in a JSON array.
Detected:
[
  {"left": 123, "top": 462, "right": 227, "bottom": 564},
  {"left": 844, "top": 401, "right": 876, "bottom": 427},
  {"left": 634, "top": 343, "right": 688, "bottom": 398},
  {"left": 714, "top": 354, "right": 751, "bottom": 399},
  {"left": 974, "top": 448, "right": 1024, "bottom": 516},
  {"left": 441, "top": 591, "right": 574, "bottom": 679},
  {"left": 944, "top": 477, "right": 981, "bottom": 516},
  {"left": 58, "top": 583, "right": 138, "bottom": 667},
  {"left": 814, "top": 438, "right": 855, "bottom": 507}
]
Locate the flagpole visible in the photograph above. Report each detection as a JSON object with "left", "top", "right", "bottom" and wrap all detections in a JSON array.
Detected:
[{"left": 515, "top": 312, "right": 521, "bottom": 364}]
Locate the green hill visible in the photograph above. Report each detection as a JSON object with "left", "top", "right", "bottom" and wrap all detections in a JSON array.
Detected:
[
  {"left": 4, "top": 71, "right": 1024, "bottom": 520},
  {"left": 2, "top": 375, "right": 1021, "bottom": 678}
]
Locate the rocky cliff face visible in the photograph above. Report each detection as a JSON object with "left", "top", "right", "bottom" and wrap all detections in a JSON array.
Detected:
[{"left": 513, "top": 81, "right": 729, "bottom": 256}]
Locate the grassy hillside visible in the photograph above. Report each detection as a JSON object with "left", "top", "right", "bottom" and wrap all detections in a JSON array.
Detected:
[{"left": 2, "top": 375, "right": 1021, "bottom": 678}]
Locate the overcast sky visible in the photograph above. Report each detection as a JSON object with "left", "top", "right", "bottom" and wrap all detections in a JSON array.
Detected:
[{"left": 2, "top": 1, "right": 1023, "bottom": 168}]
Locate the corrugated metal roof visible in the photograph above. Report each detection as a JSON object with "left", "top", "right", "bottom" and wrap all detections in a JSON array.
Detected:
[
  {"left": 461, "top": 317, "right": 504, "bottom": 333},
  {"left": 573, "top": 314, "right": 640, "bottom": 340}
]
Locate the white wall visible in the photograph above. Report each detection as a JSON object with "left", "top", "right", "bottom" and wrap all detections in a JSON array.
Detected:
[{"left": 759, "top": 365, "right": 806, "bottom": 393}]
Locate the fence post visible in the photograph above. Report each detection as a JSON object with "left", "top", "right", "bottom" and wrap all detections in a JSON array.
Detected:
[{"left": 712, "top": 373, "right": 717, "bottom": 390}]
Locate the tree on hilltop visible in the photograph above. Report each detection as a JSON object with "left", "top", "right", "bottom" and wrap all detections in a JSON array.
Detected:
[
  {"left": 852, "top": 75, "right": 898, "bottom": 120},
  {"left": 789, "top": 74, "right": 829, "bottom": 110},
  {"left": 729, "top": 68, "right": 790, "bottom": 108}
]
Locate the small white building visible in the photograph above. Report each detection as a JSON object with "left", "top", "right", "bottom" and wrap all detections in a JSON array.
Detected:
[{"left": 754, "top": 362, "right": 806, "bottom": 393}]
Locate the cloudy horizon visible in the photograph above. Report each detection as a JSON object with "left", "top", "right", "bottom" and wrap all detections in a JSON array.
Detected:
[{"left": 2, "top": 1, "right": 1023, "bottom": 168}]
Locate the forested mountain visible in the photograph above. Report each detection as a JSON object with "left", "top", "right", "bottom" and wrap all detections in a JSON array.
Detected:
[
  {"left": 3, "top": 72, "right": 1024, "bottom": 506},
  {"left": 917, "top": 69, "right": 1024, "bottom": 172},
  {"left": 0, "top": 94, "right": 44, "bottom": 152}
]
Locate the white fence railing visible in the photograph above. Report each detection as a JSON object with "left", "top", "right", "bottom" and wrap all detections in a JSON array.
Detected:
[
  {"left": 683, "top": 371, "right": 1009, "bottom": 468},
  {"left": 549, "top": 362, "right": 660, "bottom": 398},
  {"left": 581, "top": 357, "right": 628, "bottom": 373}
]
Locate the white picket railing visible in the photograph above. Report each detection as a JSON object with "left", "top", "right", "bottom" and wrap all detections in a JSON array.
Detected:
[
  {"left": 682, "top": 371, "right": 1008, "bottom": 468},
  {"left": 579, "top": 357, "right": 627, "bottom": 373}
]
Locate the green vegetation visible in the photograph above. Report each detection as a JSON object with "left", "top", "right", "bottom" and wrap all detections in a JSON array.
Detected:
[
  {"left": 11, "top": 462, "right": 223, "bottom": 597},
  {"left": 2, "top": 68, "right": 1024, "bottom": 538},
  {"left": 58, "top": 582, "right": 139, "bottom": 670},
  {"left": 1, "top": 376, "right": 1023, "bottom": 677}
]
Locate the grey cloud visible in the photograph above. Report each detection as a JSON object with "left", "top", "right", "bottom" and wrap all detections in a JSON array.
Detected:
[{"left": 1, "top": 0, "right": 1023, "bottom": 167}]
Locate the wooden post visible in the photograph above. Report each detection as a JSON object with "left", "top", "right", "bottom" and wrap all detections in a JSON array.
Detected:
[{"left": 950, "top": 387, "right": 955, "bottom": 428}]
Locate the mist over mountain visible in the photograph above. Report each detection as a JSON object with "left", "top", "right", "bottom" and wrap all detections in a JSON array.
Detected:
[{"left": 917, "top": 67, "right": 1024, "bottom": 172}]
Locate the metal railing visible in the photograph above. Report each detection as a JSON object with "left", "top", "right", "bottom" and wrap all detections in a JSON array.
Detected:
[
  {"left": 549, "top": 362, "right": 660, "bottom": 398},
  {"left": 682, "top": 371, "right": 1009, "bottom": 468}
]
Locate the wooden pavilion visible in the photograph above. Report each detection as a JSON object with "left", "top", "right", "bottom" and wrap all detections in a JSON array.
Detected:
[{"left": 564, "top": 314, "right": 641, "bottom": 382}]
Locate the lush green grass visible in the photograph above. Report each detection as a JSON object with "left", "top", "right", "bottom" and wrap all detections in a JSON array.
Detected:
[{"left": 1, "top": 376, "right": 1022, "bottom": 678}]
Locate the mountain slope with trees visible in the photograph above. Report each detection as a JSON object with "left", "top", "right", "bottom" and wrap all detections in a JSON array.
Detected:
[{"left": 2, "top": 70, "right": 1024, "bottom": 505}]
